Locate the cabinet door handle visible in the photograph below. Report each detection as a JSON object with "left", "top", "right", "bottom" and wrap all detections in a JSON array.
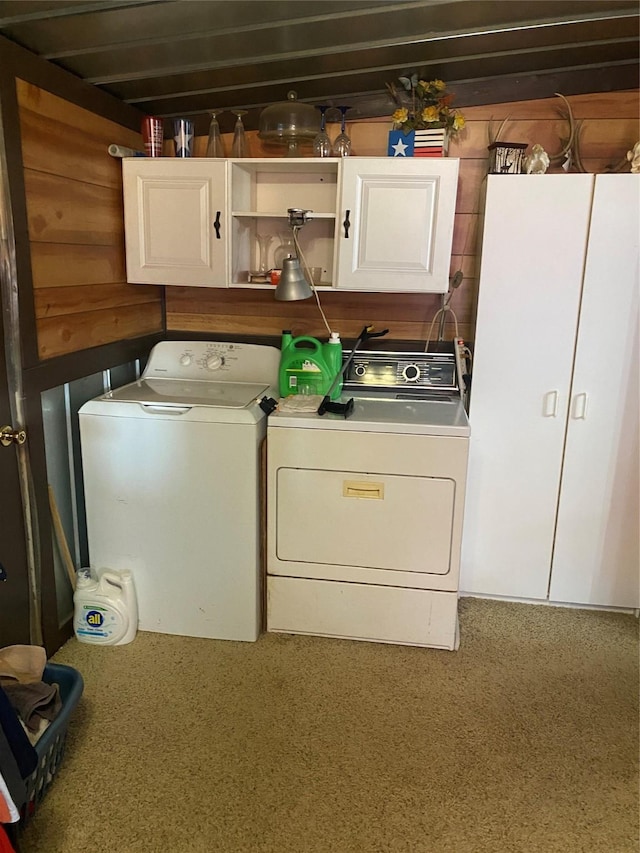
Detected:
[
  {"left": 543, "top": 390, "right": 559, "bottom": 417},
  {"left": 213, "top": 211, "right": 221, "bottom": 239},
  {"left": 343, "top": 209, "right": 351, "bottom": 238},
  {"left": 572, "top": 392, "right": 588, "bottom": 419}
]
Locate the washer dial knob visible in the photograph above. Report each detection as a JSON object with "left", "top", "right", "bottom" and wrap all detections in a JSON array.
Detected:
[
  {"left": 179, "top": 354, "right": 192, "bottom": 366},
  {"left": 402, "top": 363, "right": 421, "bottom": 382},
  {"left": 204, "top": 353, "right": 224, "bottom": 371}
]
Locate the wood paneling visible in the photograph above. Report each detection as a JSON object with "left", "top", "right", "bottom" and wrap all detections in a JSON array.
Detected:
[
  {"left": 37, "top": 303, "right": 163, "bottom": 359},
  {"left": 16, "top": 80, "right": 142, "bottom": 148},
  {"left": 30, "top": 243, "right": 125, "bottom": 288},
  {"left": 24, "top": 170, "right": 123, "bottom": 245},
  {"left": 35, "top": 282, "right": 162, "bottom": 318},
  {"left": 167, "top": 89, "right": 639, "bottom": 345},
  {"left": 19, "top": 107, "right": 127, "bottom": 188},
  {"left": 17, "top": 82, "right": 163, "bottom": 359}
]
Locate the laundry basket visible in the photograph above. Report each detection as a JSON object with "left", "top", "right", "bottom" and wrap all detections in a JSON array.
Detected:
[{"left": 22, "top": 662, "right": 84, "bottom": 821}]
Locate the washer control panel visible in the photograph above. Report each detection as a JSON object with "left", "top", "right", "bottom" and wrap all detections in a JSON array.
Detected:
[
  {"left": 343, "top": 350, "right": 459, "bottom": 396},
  {"left": 141, "top": 341, "right": 281, "bottom": 386}
]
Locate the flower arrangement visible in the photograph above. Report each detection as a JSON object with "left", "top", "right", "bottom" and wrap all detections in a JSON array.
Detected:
[{"left": 387, "top": 75, "right": 465, "bottom": 137}]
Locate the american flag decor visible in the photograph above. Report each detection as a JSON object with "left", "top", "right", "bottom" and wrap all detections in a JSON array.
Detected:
[
  {"left": 388, "top": 128, "right": 449, "bottom": 158},
  {"left": 413, "top": 128, "right": 448, "bottom": 157}
]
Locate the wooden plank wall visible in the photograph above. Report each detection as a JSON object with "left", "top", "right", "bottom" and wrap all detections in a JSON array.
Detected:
[
  {"left": 16, "top": 80, "right": 164, "bottom": 359},
  {"left": 166, "top": 89, "right": 639, "bottom": 345}
]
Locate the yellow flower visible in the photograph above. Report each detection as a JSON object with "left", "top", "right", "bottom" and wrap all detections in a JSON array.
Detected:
[
  {"left": 422, "top": 106, "right": 440, "bottom": 123},
  {"left": 388, "top": 76, "right": 465, "bottom": 137}
]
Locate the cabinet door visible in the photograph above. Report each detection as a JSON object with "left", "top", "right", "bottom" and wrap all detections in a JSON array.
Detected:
[
  {"left": 123, "top": 159, "right": 227, "bottom": 287},
  {"left": 335, "top": 157, "right": 458, "bottom": 293},
  {"left": 550, "top": 175, "right": 640, "bottom": 608},
  {"left": 460, "top": 175, "right": 594, "bottom": 599}
]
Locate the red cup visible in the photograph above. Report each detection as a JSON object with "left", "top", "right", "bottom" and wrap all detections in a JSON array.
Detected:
[{"left": 141, "top": 116, "right": 163, "bottom": 157}]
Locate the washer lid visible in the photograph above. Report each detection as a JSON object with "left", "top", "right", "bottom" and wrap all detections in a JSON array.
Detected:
[{"left": 104, "top": 378, "right": 270, "bottom": 408}]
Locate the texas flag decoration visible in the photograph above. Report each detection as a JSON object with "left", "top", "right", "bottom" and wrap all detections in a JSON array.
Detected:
[
  {"left": 388, "top": 130, "right": 413, "bottom": 157},
  {"left": 388, "top": 128, "right": 448, "bottom": 158}
]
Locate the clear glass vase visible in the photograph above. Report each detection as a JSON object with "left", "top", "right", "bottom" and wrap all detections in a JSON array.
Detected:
[
  {"left": 273, "top": 232, "right": 295, "bottom": 270},
  {"left": 256, "top": 234, "right": 273, "bottom": 274}
]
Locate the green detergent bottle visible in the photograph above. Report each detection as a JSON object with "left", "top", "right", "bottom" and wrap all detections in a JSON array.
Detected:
[{"left": 279, "top": 330, "right": 342, "bottom": 399}]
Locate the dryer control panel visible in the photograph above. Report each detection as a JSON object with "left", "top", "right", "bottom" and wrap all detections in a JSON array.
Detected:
[{"left": 343, "top": 350, "right": 459, "bottom": 398}]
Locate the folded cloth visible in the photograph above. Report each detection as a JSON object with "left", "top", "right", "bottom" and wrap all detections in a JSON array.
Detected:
[
  {"left": 0, "top": 646, "right": 46, "bottom": 685},
  {"left": 2, "top": 682, "right": 62, "bottom": 734},
  {"left": 278, "top": 395, "right": 325, "bottom": 413},
  {"left": 20, "top": 716, "right": 50, "bottom": 747}
]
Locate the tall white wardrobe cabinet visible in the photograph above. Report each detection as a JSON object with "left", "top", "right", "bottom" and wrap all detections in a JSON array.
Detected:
[{"left": 460, "top": 173, "right": 639, "bottom": 609}]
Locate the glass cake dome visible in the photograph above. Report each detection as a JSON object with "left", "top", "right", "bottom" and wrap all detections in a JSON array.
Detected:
[{"left": 258, "top": 90, "right": 320, "bottom": 156}]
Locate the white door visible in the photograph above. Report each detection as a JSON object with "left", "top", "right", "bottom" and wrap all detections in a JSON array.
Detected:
[
  {"left": 550, "top": 174, "right": 640, "bottom": 607},
  {"left": 123, "top": 159, "right": 228, "bottom": 287},
  {"left": 335, "top": 157, "right": 458, "bottom": 293},
  {"left": 460, "top": 175, "right": 594, "bottom": 599}
]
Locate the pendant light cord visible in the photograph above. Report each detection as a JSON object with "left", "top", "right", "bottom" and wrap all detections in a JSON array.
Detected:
[{"left": 292, "top": 227, "right": 333, "bottom": 337}]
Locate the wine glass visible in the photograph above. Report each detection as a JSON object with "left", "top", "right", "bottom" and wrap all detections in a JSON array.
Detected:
[
  {"left": 206, "top": 110, "right": 225, "bottom": 157},
  {"left": 313, "top": 105, "right": 331, "bottom": 158},
  {"left": 332, "top": 106, "right": 352, "bottom": 157},
  {"left": 231, "top": 109, "right": 249, "bottom": 158}
]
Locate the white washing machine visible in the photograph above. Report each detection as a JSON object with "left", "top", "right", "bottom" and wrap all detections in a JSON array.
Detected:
[
  {"left": 266, "top": 349, "right": 470, "bottom": 650},
  {"left": 79, "top": 340, "right": 279, "bottom": 642}
]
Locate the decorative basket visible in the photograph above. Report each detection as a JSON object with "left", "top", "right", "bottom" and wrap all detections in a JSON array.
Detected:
[
  {"left": 488, "top": 141, "right": 528, "bottom": 174},
  {"left": 21, "top": 662, "right": 84, "bottom": 822}
]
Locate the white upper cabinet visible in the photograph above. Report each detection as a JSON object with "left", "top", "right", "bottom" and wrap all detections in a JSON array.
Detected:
[
  {"left": 122, "top": 157, "right": 459, "bottom": 293},
  {"left": 123, "top": 158, "right": 228, "bottom": 288},
  {"left": 335, "top": 157, "right": 459, "bottom": 293}
]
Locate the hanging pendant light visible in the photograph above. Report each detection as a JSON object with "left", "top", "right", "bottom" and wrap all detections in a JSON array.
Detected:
[{"left": 274, "top": 257, "right": 313, "bottom": 301}]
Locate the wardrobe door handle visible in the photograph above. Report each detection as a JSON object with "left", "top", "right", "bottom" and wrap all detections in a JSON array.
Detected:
[
  {"left": 343, "top": 210, "right": 351, "bottom": 238},
  {"left": 213, "top": 211, "right": 221, "bottom": 239},
  {"left": 543, "top": 390, "right": 558, "bottom": 417},
  {"left": 572, "top": 392, "right": 588, "bottom": 419}
]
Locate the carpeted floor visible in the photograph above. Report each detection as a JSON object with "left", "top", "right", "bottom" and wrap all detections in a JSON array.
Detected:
[{"left": 17, "top": 598, "right": 639, "bottom": 853}]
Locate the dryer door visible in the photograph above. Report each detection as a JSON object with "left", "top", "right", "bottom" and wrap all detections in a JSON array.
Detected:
[{"left": 276, "top": 467, "right": 455, "bottom": 575}]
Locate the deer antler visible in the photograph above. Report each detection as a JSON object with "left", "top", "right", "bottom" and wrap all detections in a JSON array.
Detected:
[
  {"left": 548, "top": 93, "right": 578, "bottom": 165},
  {"left": 488, "top": 116, "right": 510, "bottom": 146}
]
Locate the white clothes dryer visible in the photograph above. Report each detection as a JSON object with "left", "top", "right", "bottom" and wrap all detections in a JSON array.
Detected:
[
  {"left": 79, "top": 340, "right": 279, "bottom": 641},
  {"left": 266, "top": 349, "right": 470, "bottom": 650}
]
